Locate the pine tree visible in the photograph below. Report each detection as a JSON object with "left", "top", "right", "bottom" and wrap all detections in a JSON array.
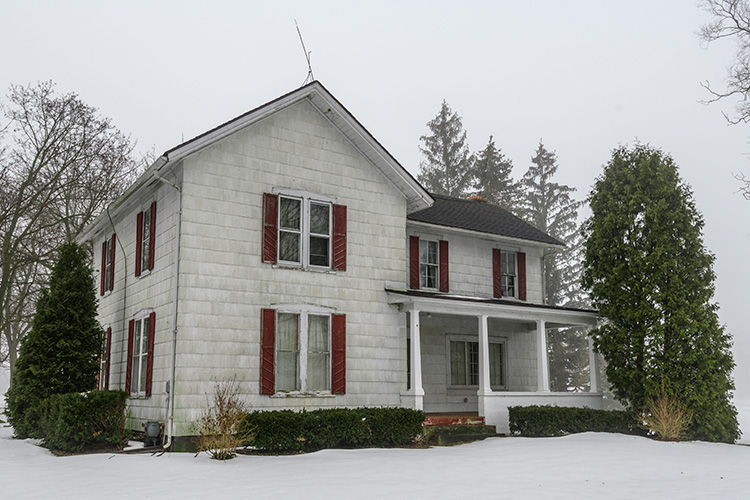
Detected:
[
  {"left": 581, "top": 144, "right": 738, "bottom": 443},
  {"left": 417, "top": 100, "right": 474, "bottom": 198},
  {"left": 5, "top": 240, "right": 102, "bottom": 438},
  {"left": 516, "top": 141, "right": 588, "bottom": 392},
  {"left": 472, "top": 135, "right": 520, "bottom": 210}
]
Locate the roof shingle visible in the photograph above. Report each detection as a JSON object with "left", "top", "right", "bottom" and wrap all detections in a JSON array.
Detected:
[{"left": 407, "top": 194, "right": 564, "bottom": 246}]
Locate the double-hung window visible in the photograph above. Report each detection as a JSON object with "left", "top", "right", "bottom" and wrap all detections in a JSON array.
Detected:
[
  {"left": 449, "top": 336, "right": 506, "bottom": 389},
  {"left": 127, "top": 312, "right": 155, "bottom": 397},
  {"left": 100, "top": 234, "right": 115, "bottom": 295},
  {"left": 136, "top": 201, "right": 156, "bottom": 277},
  {"left": 276, "top": 312, "right": 331, "bottom": 392},
  {"left": 500, "top": 251, "right": 517, "bottom": 298},
  {"left": 419, "top": 240, "right": 439, "bottom": 289},
  {"left": 278, "top": 195, "right": 331, "bottom": 268},
  {"left": 260, "top": 307, "right": 346, "bottom": 395}
]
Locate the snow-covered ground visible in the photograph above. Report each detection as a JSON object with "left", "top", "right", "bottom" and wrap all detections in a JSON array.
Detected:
[{"left": 1, "top": 424, "right": 748, "bottom": 499}]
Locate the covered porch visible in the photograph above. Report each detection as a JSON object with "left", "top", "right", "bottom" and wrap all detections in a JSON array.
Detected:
[{"left": 387, "top": 290, "right": 602, "bottom": 434}]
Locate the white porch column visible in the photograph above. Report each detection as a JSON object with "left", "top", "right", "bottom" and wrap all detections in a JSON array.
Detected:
[
  {"left": 477, "top": 315, "right": 491, "bottom": 417},
  {"left": 536, "top": 319, "right": 550, "bottom": 392},
  {"left": 588, "top": 332, "right": 600, "bottom": 393},
  {"left": 409, "top": 309, "right": 425, "bottom": 410}
]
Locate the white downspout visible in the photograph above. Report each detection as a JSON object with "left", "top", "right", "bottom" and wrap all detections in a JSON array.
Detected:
[{"left": 152, "top": 164, "right": 181, "bottom": 451}]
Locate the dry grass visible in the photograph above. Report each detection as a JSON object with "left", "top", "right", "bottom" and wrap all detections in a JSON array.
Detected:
[
  {"left": 194, "top": 380, "right": 253, "bottom": 460},
  {"left": 640, "top": 382, "right": 693, "bottom": 441}
]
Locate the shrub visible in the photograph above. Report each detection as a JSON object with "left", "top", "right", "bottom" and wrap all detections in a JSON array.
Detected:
[
  {"left": 194, "top": 381, "right": 253, "bottom": 460},
  {"left": 639, "top": 383, "right": 693, "bottom": 441},
  {"left": 239, "top": 407, "right": 425, "bottom": 452},
  {"left": 39, "top": 390, "right": 129, "bottom": 452},
  {"left": 508, "top": 405, "right": 646, "bottom": 437}
]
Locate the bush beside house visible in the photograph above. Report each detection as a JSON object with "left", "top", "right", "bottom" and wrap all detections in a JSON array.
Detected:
[{"left": 508, "top": 405, "right": 646, "bottom": 437}]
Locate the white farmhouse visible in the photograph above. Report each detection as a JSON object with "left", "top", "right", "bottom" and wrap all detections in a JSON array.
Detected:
[{"left": 79, "top": 81, "right": 602, "bottom": 448}]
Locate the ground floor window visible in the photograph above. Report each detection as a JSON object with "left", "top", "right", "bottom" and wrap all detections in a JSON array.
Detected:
[
  {"left": 449, "top": 336, "right": 506, "bottom": 389},
  {"left": 276, "top": 311, "right": 331, "bottom": 392}
]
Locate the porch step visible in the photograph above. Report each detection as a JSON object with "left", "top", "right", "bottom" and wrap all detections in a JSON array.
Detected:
[
  {"left": 423, "top": 424, "right": 501, "bottom": 446},
  {"left": 424, "top": 414, "right": 486, "bottom": 427}
]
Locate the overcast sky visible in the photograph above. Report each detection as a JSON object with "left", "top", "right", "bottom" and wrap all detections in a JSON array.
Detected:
[{"left": 3, "top": 0, "right": 750, "bottom": 399}]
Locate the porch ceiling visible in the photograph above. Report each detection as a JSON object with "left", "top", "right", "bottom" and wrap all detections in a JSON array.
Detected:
[{"left": 386, "top": 288, "right": 599, "bottom": 327}]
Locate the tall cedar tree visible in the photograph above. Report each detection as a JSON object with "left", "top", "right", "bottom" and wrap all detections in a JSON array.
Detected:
[
  {"left": 517, "top": 141, "right": 588, "bottom": 391},
  {"left": 582, "top": 145, "right": 738, "bottom": 442},
  {"left": 418, "top": 100, "right": 474, "bottom": 198},
  {"left": 5, "top": 241, "right": 102, "bottom": 438},
  {"left": 472, "top": 136, "right": 520, "bottom": 210}
]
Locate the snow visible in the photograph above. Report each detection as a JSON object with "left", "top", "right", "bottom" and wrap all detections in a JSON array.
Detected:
[{"left": 1, "top": 424, "right": 748, "bottom": 499}]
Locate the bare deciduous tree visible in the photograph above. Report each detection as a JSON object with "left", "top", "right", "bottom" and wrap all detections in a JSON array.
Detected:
[{"left": 0, "top": 81, "right": 141, "bottom": 377}]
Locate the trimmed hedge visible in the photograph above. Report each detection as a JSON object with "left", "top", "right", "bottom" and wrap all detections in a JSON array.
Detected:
[
  {"left": 508, "top": 405, "right": 647, "bottom": 437},
  {"left": 239, "top": 407, "right": 425, "bottom": 452},
  {"left": 39, "top": 390, "right": 129, "bottom": 452}
]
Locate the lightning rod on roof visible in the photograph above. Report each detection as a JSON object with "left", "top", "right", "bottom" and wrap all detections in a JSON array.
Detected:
[{"left": 295, "top": 19, "right": 315, "bottom": 85}]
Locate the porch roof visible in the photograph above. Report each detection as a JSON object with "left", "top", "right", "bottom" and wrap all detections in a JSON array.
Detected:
[{"left": 385, "top": 288, "right": 599, "bottom": 328}]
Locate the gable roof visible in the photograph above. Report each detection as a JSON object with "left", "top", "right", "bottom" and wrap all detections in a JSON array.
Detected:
[
  {"left": 80, "top": 81, "right": 433, "bottom": 241},
  {"left": 407, "top": 194, "right": 565, "bottom": 247}
]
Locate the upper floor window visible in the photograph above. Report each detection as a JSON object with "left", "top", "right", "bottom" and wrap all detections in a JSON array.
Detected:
[
  {"left": 262, "top": 192, "right": 347, "bottom": 271},
  {"left": 100, "top": 234, "right": 115, "bottom": 295},
  {"left": 278, "top": 195, "right": 331, "bottom": 268},
  {"left": 136, "top": 201, "right": 157, "bottom": 277},
  {"left": 409, "top": 236, "right": 449, "bottom": 292},
  {"left": 419, "top": 240, "right": 439, "bottom": 289},
  {"left": 500, "top": 251, "right": 517, "bottom": 298},
  {"left": 492, "top": 249, "right": 526, "bottom": 301}
]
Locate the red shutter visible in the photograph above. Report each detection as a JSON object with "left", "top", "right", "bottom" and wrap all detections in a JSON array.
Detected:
[
  {"left": 109, "top": 234, "right": 116, "bottom": 291},
  {"left": 260, "top": 308, "right": 276, "bottom": 395},
  {"left": 331, "top": 313, "right": 346, "bottom": 394},
  {"left": 125, "top": 319, "right": 135, "bottom": 393},
  {"left": 145, "top": 312, "right": 156, "bottom": 397},
  {"left": 439, "top": 240, "right": 449, "bottom": 292},
  {"left": 518, "top": 252, "right": 527, "bottom": 301},
  {"left": 262, "top": 193, "right": 278, "bottom": 264},
  {"left": 148, "top": 201, "right": 156, "bottom": 271},
  {"left": 409, "top": 236, "right": 420, "bottom": 289},
  {"left": 493, "top": 248, "right": 502, "bottom": 298},
  {"left": 100, "top": 241, "right": 107, "bottom": 295},
  {"left": 104, "top": 327, "right": 112, "bottom": 390},
  {"left": 135, "top": 211, "right": 143, "bottom": 277},
  {"left": 332, "top": 204, "right": 347, "bottom": 271}
]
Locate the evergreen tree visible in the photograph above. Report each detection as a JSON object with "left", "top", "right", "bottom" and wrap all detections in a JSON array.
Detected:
[
  {"left": 517, "top": 141, "right": 588, "bottom": 392},
  {"left": 581, "top": 144, "right": 738, "bottom": 443},
  {"left": 5, "top": 240, "right": 102, "bottom": 438},
  {"left": 472, "top": 135, "right": 520, "bottom": 211},
  {"left": 418, "top": 100, "right": 474, "bottom": 198}
]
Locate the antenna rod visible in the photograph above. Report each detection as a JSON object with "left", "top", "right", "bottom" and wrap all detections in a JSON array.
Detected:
[{"left": 295, "top": 19, "right": 314, "bottom": 85}]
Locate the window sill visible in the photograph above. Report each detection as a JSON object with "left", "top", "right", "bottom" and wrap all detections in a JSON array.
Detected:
[
  {"left": 136, "top": 269, "right": 152, "bottom": 279},
  {"left": 273, "top": 264, "right": 337, "bottom": 275},
  {"left": 128, "top": 395, "right": 150, "bottom": 400},
  {"left": 270, "top": 392, "right": 336, "bottom": 398}
]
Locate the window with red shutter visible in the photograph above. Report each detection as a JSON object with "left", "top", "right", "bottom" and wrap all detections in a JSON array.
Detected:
[
  {"left": 136, "top": 202, "right": 156, "bottom": 277},
  {"left": 125, "top": 319, "right": 134, "bottom": 393},
  {"left": 493, "top": 248, "right": 503, "bottom": 298},
  {"left": 409, "top": 236, "right": 420, "bottom": 289},
  {"left": 517, "top": 252, "right": 527, "bottom": 301},
  {"left": 332, "top": 204, "right": 347, "bottom": 271},
  {"left": 262, "top": 193, "right": 279, "bottom": 264},
  {"left": 128, "top": 313, "right": 154, "bottom": 396},
  {"left": 260, "top": 308, "right": 276, "bottom": 395},
  {"left": 439, "top": 240, "right": 449, "bottom": 292},
  {"left": 331, "top": 313, "right": 346, "bottom": 394},
  {"left": 101, "top": 235, "right": 115, "bottom": 295}
]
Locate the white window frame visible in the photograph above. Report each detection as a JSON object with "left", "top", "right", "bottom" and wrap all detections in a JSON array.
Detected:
[
  {"left": 140, "top": 204, "right": 152, "bottom": 276},
  {"left": 501, "top": 250, "right": 517, "bottom": 298},
  {"left": 274, "top": 304, "right": 334, "bottom": 395},
  {"left": 275, "top": 190, "right": 334, "bottom": 270},
  {"left": 419, "top": 239, "right": 439, "bottom": 289},
  {"left": 131, "top": 312, "right": 151, "bottom": 396},
  {"left": 446, "top": 335, "right": 507, "bottom": 391}
]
